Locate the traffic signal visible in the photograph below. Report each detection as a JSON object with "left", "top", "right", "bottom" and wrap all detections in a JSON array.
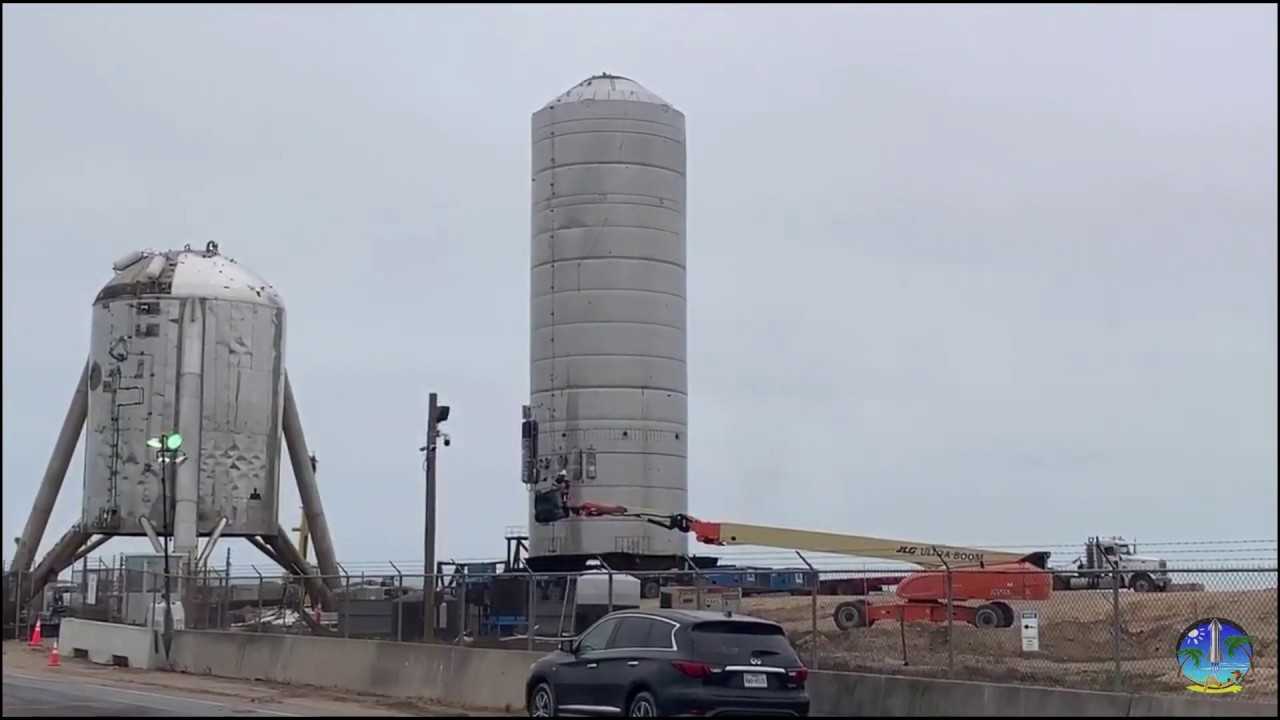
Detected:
[{"left": 146, "top": 433, "right": 184, "bottom": 451}]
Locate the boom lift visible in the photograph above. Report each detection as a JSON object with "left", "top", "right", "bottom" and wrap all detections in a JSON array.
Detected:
[{"left": 534, "top": 490, "right": 1051, "bottom": 631}]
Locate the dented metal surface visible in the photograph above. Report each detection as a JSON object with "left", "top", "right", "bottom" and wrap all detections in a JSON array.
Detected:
[
  {"left": 528, "top": 74, "right": 689, "bottom": 566},
  {"left": 83, "top": 246, "right": 285, "bottom": 539}
]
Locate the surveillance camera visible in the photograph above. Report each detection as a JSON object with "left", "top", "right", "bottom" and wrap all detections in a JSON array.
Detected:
[{"left": 443, "top": 436, "right": 451, "bottom": 447}]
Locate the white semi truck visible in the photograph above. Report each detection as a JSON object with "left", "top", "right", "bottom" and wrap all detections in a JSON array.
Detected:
[{"left": 1052, "top": 536, "right": 1171, "bottom": 592}]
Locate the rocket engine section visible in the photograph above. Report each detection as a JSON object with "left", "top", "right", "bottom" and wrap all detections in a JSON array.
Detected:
[
  {"left": 84, "top": 244, "right": 285, "bottom": 554},
  {"left": 526, "top": 74, "right": 689, "bottom": 572}
]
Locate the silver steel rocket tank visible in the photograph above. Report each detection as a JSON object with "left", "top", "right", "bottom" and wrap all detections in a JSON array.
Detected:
[
  {"left": 527, "top": 74, "right": 689, "bottom": 571},
  {"left": 83, "top": 244, "right": 285, "bottom": 544}
]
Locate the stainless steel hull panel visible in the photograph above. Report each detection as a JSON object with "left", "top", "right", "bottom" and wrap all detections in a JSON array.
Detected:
[{"left": 528, "top": 76, "right": 689, "bottom": 564}]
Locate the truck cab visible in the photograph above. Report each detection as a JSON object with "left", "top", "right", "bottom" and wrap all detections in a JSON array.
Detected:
[{"left": 1069, "top": 536, "right": 1170, "bottom": 592}]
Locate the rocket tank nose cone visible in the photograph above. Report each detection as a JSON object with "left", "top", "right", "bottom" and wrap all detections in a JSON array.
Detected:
[{"left": 541, "top": 74, "right": 674, "bottom": 110}]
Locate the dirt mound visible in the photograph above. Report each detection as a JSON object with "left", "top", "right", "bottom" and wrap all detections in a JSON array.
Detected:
[{"left": 741, "top": 586, "right": 1277, "bottom": 696}]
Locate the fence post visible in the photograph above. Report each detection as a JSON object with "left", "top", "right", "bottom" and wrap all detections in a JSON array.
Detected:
[
  {"left": 14, "top": 571, "right": 23, "bottom": 641},
  {"left": 220, "top": 562, "right": 230, "bottom": 631},
  {"left": 1111, "top": 563, "right": 1122, "bottom": 692},
  {"left": 107, "top": 557, "right": 115, "bottom": 624},
  {"left": 459, "top": 567, "right": 469, "bottom": 646},
  {"left": 526, "top": 570, "right": 535, "bottom": 651},
  {"left": 223, "top": 548, "right": 231, "bottom": 631},
  {"left": 203, "top": 565, "right": 208, "bottom": 621},
  {"left": 254, "top": 566, "right": 263, "bottom": 633},
  {"left": 899, "top": 604, "right": 909, "bottom": 666},
  {"left": 681, "top": 555, "right": 709, "bottom": 611},
  {"left": 795, "top": 551, "right": 819, "bottom": 671},
  {"left": 283, "top": 575, "right": 291, "bottom": 635},
  {"left": 557, "top": 573, "right": 571, "bottom": 638},
  {"left": 812, "top": 576, "right": 820, "bottom": 666},
  {"left": 946, "top": 568, "right": 954, "bottom": 676},
  {"left": 343, "top": 573, "right": 351, "bottom": 639},
  {"left": 112, "top": 555, "right": 120, "bottom": 624},
  {"left": 572, "top": 572, "right": 582, "bottom": 635},
  {"left": 116, "top": 558, "right": 122, "bottom": 625},
  {"left": 288, "top": 575, "right": 297, "bottom": 635},
  {"left": 933, "top": 548, "right": 954, "bottom": 678},
  {"left": 151, "top": 571, "right": 159, "bottom": 629},
  {"left": 425, "top": 571, "right": 434, "bottom": 642},
  {"left": 390, "top": 561, "right": 403, "bottom": 643},
  {"left": 81, "top": 555, "right": 89, "bottom": 615},
  {"left": 201, "top": 564, "right": 209, "bottom": 630}
]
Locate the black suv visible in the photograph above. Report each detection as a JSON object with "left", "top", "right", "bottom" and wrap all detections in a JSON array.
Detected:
[{"left": 525, "top": 609, "right": 810, "bottom": 717}]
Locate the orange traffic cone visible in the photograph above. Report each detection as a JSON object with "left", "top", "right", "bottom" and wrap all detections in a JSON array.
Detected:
[
  {"left": 48, "top": 640, "right": 61, "bottom": 668},
  {"left": 28, "top": 618, "right": 42, "bottom": 649}
]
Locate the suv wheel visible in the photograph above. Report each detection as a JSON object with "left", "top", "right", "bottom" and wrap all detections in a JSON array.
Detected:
[
  {"left": 628, "top": 690, "right": 659, "bottom": 717},
  {"left": 528, "top": 682, "right": 556, "bottom": 717}
]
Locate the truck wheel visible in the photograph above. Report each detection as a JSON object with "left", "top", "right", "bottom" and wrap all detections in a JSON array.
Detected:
[
  {"left": 1052, "top": 575, "right": 1070, "bottom": 592},
  {"left": 973, "top": 604, "right": 1001, "bottom": 629},
  {"left": 1130, "top": 574, "right": 1155, "bottom": 593},
  {"left": 834, "top": 600, "right": 870, "bottom": 630},
  {"left": 642, "top": 580, "right": 661, "bottom": 599},
  {"left": 990, "top": 601, "right": 1015, "bottom": 628}
]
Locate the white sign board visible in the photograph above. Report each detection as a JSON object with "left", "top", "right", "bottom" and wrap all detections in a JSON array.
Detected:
[
  {"left": 1021, "top": 610, "right": 1040, "bottom": 652},
  {"left": 86, "top": 574, "right": 99, "bottom": 606}
]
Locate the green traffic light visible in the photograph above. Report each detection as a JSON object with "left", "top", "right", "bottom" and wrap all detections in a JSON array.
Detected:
[
  {"left": 165, "top": 433, "right": 183, "bottom": 450},
  {"left": 147, "top": 438, "right": 163, "bottom": 449}
]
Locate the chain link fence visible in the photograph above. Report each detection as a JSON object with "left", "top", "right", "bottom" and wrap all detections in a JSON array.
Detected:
[
  {"left": 14, "top": 561, "right": 1275, "bottom": 700},
  {"left": 783, "top": 567, "right": 1276, "bottom": 700}
]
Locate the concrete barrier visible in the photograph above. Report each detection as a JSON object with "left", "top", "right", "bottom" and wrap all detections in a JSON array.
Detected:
[
  {"left": 166, "top": 631, "right": 1278, "bottom": 716},
  {"left": 59, "top": 618, "right": 163, "bottom": 670},
  {"left": 809, "top": 670, "right": 1134, "bottom": 716},
  {"left": 1128, "top": 693, "right": 1279, "bottom": 717},
  {"left": 169, "top": 631, "right": 542, "bottom": 714},
  {"left": 809, "top": 670, "right": 1277, "bottom": 717}
]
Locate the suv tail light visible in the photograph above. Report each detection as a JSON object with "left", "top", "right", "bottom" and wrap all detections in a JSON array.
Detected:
[
  {"left": 787, "top": 667, "right": 809, "bottom": 686},
  {"left": 672, "top": 660, "right": 714, "bottom": 679}
]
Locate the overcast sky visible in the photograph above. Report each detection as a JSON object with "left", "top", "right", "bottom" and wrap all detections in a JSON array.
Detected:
[{"left": 3, "top": 4, "right": 1276, "bottom": 573}]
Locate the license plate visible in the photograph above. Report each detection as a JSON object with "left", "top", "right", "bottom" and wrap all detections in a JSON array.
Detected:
[{"left": 743, "top": 672, "right": 768, "bottom": 688}]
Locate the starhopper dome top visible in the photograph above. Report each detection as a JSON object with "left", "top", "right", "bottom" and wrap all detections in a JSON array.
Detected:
[
  {"left": 96, "top": 243, "right": 283, "bottom": 307},
  {"left": 542, "top": 73, "right": 674, "bottom": 110}
]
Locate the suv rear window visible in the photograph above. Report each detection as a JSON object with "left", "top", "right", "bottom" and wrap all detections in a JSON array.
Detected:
[{"left": 689, "top": 621, "right": 800, "bottom": 666}]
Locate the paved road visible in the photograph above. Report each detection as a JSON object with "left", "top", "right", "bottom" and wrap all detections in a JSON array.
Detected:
[{"left": 3, "top": 671, "right": 301, "bottom": 716}]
